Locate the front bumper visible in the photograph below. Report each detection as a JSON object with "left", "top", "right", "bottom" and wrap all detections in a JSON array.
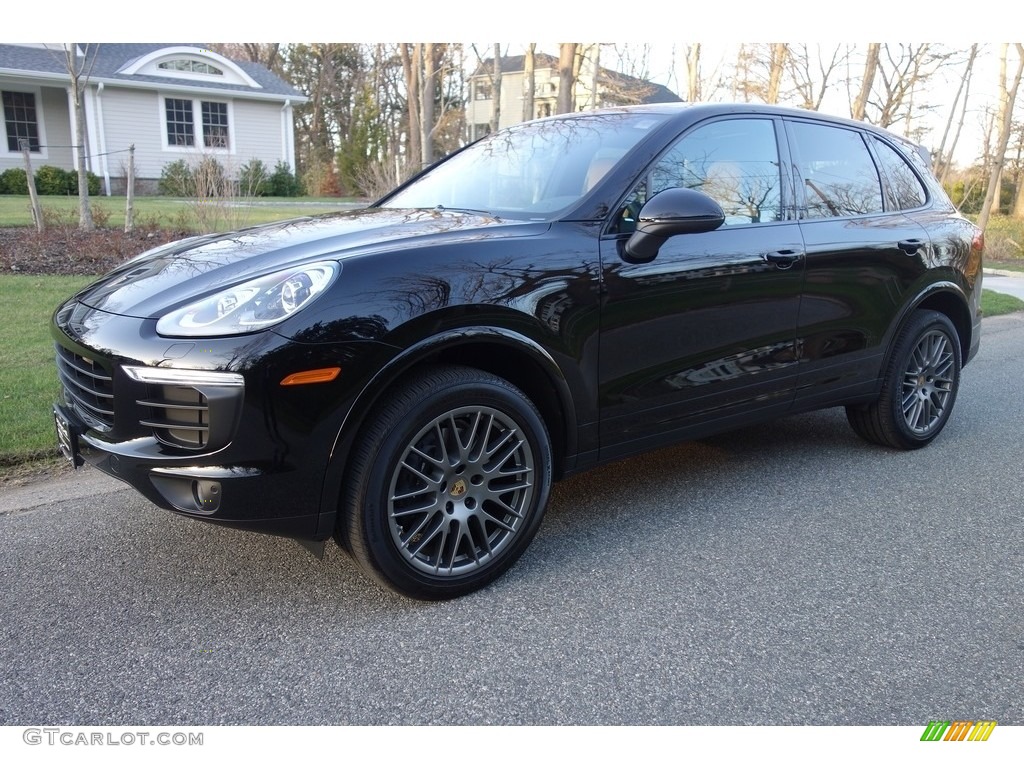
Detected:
[{"left": 51, "top": 300, "right": 393, "bottom": 541}]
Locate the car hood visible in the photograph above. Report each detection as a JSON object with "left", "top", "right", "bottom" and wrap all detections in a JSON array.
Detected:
[{"left": 72, "top": 208, "right": 548, "bottom": 318}]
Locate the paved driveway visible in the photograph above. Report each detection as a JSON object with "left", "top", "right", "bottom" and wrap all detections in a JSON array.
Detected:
[{"left": 1, "top": 315, "right": 1022, "bottom": 726}]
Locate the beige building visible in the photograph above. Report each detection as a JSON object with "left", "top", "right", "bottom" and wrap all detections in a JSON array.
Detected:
[{"left": 466, "top": 49, "right": 680, "bottom": 141}]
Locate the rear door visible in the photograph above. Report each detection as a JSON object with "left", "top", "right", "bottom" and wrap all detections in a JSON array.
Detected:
[{"left": 784, "top": 118, "right": 934, "bottom": 409}]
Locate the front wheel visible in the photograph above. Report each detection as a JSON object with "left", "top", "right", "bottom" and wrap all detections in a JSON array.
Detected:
[
  {"left": 340, "top": 365, "right": 552, "bottom": 600},
  {"left": 846, "top": 309, "right": 961, "bottom": 450}
]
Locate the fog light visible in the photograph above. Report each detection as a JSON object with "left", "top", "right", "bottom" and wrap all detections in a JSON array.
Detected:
[{"left": 193, "top": 480, "right": 222, "bottom": 512}]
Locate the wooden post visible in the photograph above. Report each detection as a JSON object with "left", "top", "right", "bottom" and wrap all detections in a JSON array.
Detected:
[
  {"left": 124, "top": 144, "right": 135, "bottom": 234},
  {"left": 21, "top": 140, "right": 43, "bottom": 233}
]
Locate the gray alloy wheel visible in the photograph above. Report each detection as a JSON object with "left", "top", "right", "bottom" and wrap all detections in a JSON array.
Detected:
[
  {"left": 387, "top": 404, "right": 536, "bottom": 577},
  {"left": 846, "top": 309, "right": 961, "bottom": 450},
  {"left": 899, "top": 328, "right": 957, "bottom": 435},
  {"left": 341, "top": 365, "right": 552, "bottom": 600}
]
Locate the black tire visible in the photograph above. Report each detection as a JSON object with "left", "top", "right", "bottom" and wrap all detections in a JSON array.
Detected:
[
  {"left": 846, "top": 309, "right": 961, "bottom": 450},
  {"left": 340, "top": 365, "right": 552, "bottom": 600}
]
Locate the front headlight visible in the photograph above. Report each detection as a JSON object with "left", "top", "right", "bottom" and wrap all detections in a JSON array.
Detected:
[{"left": 156, "top": 261, "right": 339, "bottom": 337}]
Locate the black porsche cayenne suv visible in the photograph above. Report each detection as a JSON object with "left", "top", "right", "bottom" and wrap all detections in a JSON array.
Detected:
[{"left": 52, "top": 103, "right": 983, "bottom": 599}]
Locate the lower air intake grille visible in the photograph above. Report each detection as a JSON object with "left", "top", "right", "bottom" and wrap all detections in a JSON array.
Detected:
[
  {"left": 138, "top": 386, "right": 210, "bottom": 449},
  {"left": 55, "top": 345, "right": 114, "bottom": 431}
]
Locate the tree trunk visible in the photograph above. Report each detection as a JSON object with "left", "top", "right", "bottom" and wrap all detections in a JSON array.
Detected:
[
  {"left": 766, "top": 43, "right": 787, "bottom": 104},
  {"left": 400, "top": 44, "right": 421, "bottom": 174},
  {"left": 686, "top": 44, "right": 701, "bottom": 102},
  {"left": 420, "top": 43, "right": 436, "bottom": 167},
  {"left": 557, "top": 43, "right": 577, "bottom": 115},
  {"left": 852, "top": 42, "right": 880, "bottom": 121},
  {"left": 523, "top": 44, "right": 535, "bottom": 121},
  {"left": 978, "top": 44, "right": 1024, "bottom": 232},
  {"left": 65, "top": 44, "right": 94, "bottom": 230},
  {"left": 491, "top": 43, "right": 502, "bottom": 132}
]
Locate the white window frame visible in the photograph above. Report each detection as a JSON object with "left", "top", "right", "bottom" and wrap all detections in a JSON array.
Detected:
[
  {"left": 158, "top": 94, "right": 235, "bottom": 155},
  {"left": 1, "top": 85, "right": 49, "bottom": 160}
]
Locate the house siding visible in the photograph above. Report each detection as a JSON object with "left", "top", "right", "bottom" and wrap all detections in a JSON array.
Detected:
[
  {"left": 98, "top": 87, "right": 285, "bottom": 185},
  {"left": 230, "top": 99, "right": 285, "bottom": 172}
]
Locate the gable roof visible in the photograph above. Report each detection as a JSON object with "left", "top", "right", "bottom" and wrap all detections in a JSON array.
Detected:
[
  {"left": 472, "top": 51, "right": 680, "bottom": 105},
  {"left": 0, "top": 43, "right": 305, "bottom": 102}
]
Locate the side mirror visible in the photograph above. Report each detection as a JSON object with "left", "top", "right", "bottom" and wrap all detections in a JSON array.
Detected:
[{"left": 623, "top": 188, "right": 725, "bottom": 264}]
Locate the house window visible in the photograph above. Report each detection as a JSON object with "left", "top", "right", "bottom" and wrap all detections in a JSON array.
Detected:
[
  {"left": 165, "top": 98, "right": 195, "bottom": 146},
  {"left": 475, "top": 81, "right": 493, "bottom": 101},
  {"left": 3, "top": 91, "right": 41, "bottom": 152},
  {"left": 201, "top": 101, "right": 228, "bottom": 148},
  {"left": 159, "top": 59, "right": 224, "bottom": 76},
  {"left": 163, "top": 97, "right": 230, "bottom": 151}
]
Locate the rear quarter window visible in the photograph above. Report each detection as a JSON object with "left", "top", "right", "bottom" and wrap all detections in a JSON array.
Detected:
[{"left": 870, "top": 136, "right": 928, "bottom": 211}]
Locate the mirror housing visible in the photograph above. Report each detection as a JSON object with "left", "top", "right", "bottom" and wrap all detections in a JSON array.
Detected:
[{"left": 623, "top": 188, "right": 725, "bottom": 264}]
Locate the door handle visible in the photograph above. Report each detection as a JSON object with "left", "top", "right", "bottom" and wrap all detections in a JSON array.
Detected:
[
  {"left": 898, "top": 239, "right": 924, "bottom": 255},
  {"left": 763, "top": 250, "right": 803, "bottom": 270}
]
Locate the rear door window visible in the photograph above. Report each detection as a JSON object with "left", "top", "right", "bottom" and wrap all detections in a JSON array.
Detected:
[{"left": 788, "top": 121, "right": 883, "bottom": 219}]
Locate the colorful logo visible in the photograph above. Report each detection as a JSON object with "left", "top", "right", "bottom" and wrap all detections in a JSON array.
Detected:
[{"left": 920, "top": 720, "right": 996, "bottom": 742}]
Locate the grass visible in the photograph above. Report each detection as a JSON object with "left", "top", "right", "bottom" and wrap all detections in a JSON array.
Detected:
[
  {"left": 981, "top": 288, "right": 1024, "bottom": 317},
  {"left": 0, "top": 194, "right": 362, "bottom": 231},
  {"left": 0, "top": 275, "right": 94, "bottom": 465}
]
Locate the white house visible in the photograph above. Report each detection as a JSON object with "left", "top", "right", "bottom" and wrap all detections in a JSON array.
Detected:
[{"left": 0, "top": 43, "right": 306, "bottom": 193}]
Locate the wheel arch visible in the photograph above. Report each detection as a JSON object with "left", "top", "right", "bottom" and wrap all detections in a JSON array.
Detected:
[
  {"left": 886, "top": 282, "right": 972, "bottom": 368},
  {"left": 317, "top": 326, "right": 578, "bottom": 540}
]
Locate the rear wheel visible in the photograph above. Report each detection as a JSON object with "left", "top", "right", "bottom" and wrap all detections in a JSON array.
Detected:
[
  {"left": 340, "top": 365, "right": 552, "bottom": 600},
  {"left": 846, "top": 309, "right": 961, "bottom": 450}
]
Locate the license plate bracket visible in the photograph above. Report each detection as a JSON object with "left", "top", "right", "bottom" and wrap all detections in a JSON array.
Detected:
[{"left": 54, "top": 405, "right": 83, "bottom": 468}]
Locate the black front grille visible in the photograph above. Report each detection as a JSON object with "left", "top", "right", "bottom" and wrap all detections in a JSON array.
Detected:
[
  {"left": 55, "top": 345, "right": 114, "bottom": 431},
  {"left": 138, "top": 385, "right": 210, "bottom": 449}
]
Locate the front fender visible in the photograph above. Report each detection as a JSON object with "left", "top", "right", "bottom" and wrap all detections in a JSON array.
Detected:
[{"left": 314, "top": 325, "right": 579, "bottom": 540}]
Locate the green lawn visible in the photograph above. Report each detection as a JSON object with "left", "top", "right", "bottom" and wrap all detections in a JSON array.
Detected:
[
  {"left": 0, "top": 194, "right": 362, "bottom": 231},
  {"left": 0, "top": 275, "right": 94, "bottom": 464},
  {"left": 1, "top": 275, "right": 1021, "bottom": 468}
]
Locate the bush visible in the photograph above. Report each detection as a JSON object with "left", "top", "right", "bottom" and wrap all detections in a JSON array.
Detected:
[
  {"left": 71, "top": 171, "right": 102, "bottom": 197},
  {"left": 34, "top": 165, "right": 75, "bottom": 195},
  {"left": 0, "top": 168, "right": 28, "bottom": 195},
  {"left": 192, "top": 156, "right": 229, "bottom": 199},
  {"left": 238, "top": 159, "right": 269, "bottom": 197},
  {"left": 268, "top": 161, "right": 302, "bottom": 197},
  {"left": 158, "top": 159, "right": 193, "bottom": 196}
]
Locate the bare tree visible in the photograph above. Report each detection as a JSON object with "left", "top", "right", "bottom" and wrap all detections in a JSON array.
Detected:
[
  {"left": 420, "top": 43, "right": 438, "bottom": 167},
  {"left": 556, "top": 43, "right": 578, "bottom": 114},
  {"left": 788, "top": 44, "right": 848, "bottom": 111},
  {"left": 400, "top": 44, "right": 422, "bottom": 169},
  {"left": 46, "top": 44, "right": 96, "bottom": 229},
  {"left": 935, "top": 44, "right": 979, "bottom": 185},
  {"left": 523, "top": 44, "right": 536, "bottom": 122},
  {"left": 978, "top": 44, "right": 1024, "bottom": 231},
  {"left": 851, "top": 43, "right": 880, "bottom": 121},
  {"left": 207, "top": 43, "right": 282, "bottom": 74}
]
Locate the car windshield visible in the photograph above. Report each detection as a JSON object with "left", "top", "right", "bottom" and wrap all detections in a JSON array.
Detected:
[{"left": 379, "top": 112, "right": 671, "bottom": 218}]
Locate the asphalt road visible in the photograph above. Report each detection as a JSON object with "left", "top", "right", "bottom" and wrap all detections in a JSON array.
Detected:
[{"left": 2, "top": 315, "right": 1022, "bottom": 726}]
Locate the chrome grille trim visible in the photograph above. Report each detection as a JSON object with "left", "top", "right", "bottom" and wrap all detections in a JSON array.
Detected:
[
  {"left": 55, "top": 345, "right": 115, "bottom": 430},
  {"left": 137, "top": 385, "right": 210, "bottom": 449}
]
